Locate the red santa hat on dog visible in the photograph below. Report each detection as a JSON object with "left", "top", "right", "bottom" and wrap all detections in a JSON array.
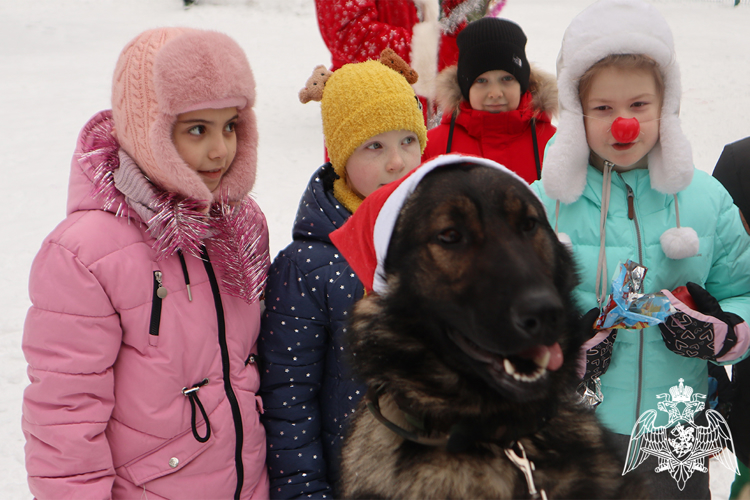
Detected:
[{"left": 330, "top": 154, "right": 536, "bottom": 294}]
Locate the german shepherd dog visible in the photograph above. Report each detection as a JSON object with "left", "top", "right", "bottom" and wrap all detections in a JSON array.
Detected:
[{"left": 339, "top": 162, "right": 648, "bottom": 499}]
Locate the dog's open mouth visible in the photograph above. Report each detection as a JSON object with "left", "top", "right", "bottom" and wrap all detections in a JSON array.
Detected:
[{"left": 447, "top": 330, "right": 563, "bottom": 386}]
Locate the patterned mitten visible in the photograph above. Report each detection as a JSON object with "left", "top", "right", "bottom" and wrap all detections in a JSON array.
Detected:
[
  {"left": 659, "top": 282, "right": 744, "bottom": 360},
  {"left": 580, "top": 307, "right": 618, "bottom": 381}
]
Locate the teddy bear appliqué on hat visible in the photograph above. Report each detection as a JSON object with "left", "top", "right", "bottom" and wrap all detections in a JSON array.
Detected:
[{"left": 299, "top": 49, "right": 427, "bottom": 214}]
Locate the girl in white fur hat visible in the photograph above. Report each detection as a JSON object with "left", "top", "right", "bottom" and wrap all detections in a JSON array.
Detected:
[{"left": 532, "top": 0, "right": 750, "bottom": 497}]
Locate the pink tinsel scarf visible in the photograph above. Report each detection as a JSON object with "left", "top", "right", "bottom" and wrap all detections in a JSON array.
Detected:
[
  {"left": 80, "top": 113, "right": 269, "bottom": 304},
  {"left": 209, "top": 202, "right": 269, "bottom": 306}
]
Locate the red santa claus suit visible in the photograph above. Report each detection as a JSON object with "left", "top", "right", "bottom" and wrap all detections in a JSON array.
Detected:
[{"left": 315, "top": 0, "right": 483, "bottom": 101}]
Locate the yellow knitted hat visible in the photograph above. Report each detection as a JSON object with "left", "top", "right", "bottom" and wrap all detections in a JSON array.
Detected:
[{"left": 321, "top": 59, "right": 427, "bottom": 212}]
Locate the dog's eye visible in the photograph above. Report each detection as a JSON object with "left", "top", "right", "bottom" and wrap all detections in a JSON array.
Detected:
[
  {"left": 437, "top": 229, "right": 462, "bottom": 245},
  {"left": 521, "top": 217, "right": 538, "bottom": 233}
]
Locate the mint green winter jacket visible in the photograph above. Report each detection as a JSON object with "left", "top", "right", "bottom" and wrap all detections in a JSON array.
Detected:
[{"left": 531, "top": 165, "right": 750, "bottom": 435}]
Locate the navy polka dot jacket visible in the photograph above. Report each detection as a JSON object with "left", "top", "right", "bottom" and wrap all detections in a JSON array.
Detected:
[{"left": 259, "top": 163, "right": 366, "bottom": 499}]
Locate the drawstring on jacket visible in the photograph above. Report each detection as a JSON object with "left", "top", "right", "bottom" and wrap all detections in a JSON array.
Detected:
[
  {"left": 530, "top": 117, "right": 541, "bottom": 180},
  {"left": 553, "top": 160, "right": 615, "bottom": 308},
  {"left": 183, "top": 378, "right": 211, "bottom": 443},
  {"left": 594, "top": 161, "right": 615, "bottom": 307},
  {"left": 446, "top": 110, "right": 458, "bottom": 154}
]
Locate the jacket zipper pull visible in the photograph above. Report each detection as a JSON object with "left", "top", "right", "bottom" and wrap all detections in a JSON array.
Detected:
[
  {"left": 626, "top": 188, "right": 635, "bottom": 220},
  {"left": 155, "top": 271, "right": 168, "bottom": 299},
  {"left": 177, "top": 250, "right": 192, "bottom": 302}
]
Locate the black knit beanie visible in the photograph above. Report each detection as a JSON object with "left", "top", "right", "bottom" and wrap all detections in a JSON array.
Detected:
[{"left": 456, "top": 17, "right": 530, "bottom": 101}]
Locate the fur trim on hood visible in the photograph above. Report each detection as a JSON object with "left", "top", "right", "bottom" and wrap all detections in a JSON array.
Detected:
[
  {"left": 410, "top": 0, "right": 440, "bottom": 99},
  {"left": 434, "top": 63, "right": 558, "bottom": 118}
]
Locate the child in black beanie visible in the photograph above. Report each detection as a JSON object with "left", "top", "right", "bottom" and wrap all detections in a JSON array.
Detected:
[{"left": 422, "top": 16, "right": 558, "bottom": 184}]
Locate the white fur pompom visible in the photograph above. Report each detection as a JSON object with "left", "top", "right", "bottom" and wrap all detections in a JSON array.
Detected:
[
  {"left": 410, "top": 0, "right": 440, "bottom": 100},
  {"left": 558, "top": 232, "right": 573, "bottom": 250},
  {"left": 660, "top": 226, "right": 699, "bottom": 259}
]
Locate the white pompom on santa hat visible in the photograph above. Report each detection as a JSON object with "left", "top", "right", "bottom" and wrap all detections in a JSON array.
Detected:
[{"left": 330, "top": 154, "right": 539, "bottom": 294}]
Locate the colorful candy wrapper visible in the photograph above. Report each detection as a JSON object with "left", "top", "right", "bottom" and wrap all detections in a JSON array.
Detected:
[{"left": 594, "top": 260, "right": 674, "bottom": 330}]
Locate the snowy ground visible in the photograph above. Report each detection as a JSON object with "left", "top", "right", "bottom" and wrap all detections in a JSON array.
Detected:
[{"left": 1, "top": 0, "right": 748, "bottom": 497}]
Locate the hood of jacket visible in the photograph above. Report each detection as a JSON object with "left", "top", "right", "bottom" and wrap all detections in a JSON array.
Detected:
[
  {"left": 292, "top": 162, "right": 353, "bottom": 244},
  {"left": 713, "top": 137, "right": 750, "bottom": 223},
  {"left": 441, "top": 93, "right": 550, "bottom": 141},
  {"left": 68, "top": 110, "right": 269, "bottom": 304},
  {"left": 68, "top": 110, "right": 128, "bottom": 217},
  {"left": 433, "top": 63, "right": 558, "bottom": 119}
]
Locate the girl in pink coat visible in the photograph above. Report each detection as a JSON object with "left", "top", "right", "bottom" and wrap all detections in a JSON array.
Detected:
[{"left": 22, "top": 28, "right": 270, "bottom": 499}]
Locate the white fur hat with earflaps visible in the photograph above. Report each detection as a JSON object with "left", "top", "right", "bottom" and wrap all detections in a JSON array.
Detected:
[{"left": 541, "top": 0, "right": 698, "bottom": 260}]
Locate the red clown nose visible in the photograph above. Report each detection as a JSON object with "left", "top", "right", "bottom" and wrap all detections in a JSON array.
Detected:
[{"left": 611, "top": 117, "right": 640, "bottom": 143}]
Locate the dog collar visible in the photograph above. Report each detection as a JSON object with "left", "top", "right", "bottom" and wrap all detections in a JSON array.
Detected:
[
  {"left": 365, "top": 386, "right": 510, "bottom": 451},
  {"left": 365, "top": 386, "right": 549, "bottom": 499},
  {"left": 365, "top": 386, "right": 544, "bottom": 449},
  {"left": 365, "top": 386, "right": 452, "bottom": 448},
  {"left": 364, "top": 386, "right": 553, "bottom": 448}
]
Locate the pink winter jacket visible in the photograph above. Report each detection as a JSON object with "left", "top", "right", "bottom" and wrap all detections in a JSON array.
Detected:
[{"left": 22, "top": 111, "right": 270, "bottom": 499}]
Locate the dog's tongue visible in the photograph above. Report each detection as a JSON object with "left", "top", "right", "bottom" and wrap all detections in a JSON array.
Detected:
[
  {"left": 546, "top": 343, "right": 564, "bottom": 371},
  {"left": 518, "top": 343, "right": 564, "bottom": 372}
]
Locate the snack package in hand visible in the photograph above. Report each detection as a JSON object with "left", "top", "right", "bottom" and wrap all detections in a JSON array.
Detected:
[
  {"left": 670, "top": 285, "right": 698, "bottom": 311},
  {"left": 594, "top": 260, "right": 674, "bottom": 330}
]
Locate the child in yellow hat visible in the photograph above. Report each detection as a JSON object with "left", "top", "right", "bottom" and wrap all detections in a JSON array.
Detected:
[{"left": 258, "top": 53, "right": 426, "bottom": 498}]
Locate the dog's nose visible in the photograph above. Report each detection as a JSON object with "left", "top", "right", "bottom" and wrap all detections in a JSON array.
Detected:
[{"left": 510, "top": 289, "right": 563, "bottom": 340}]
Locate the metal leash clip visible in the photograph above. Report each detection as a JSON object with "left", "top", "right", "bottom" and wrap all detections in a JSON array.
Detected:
[{"left": 505, "top": 441, "right": 548, "bottom": 500}]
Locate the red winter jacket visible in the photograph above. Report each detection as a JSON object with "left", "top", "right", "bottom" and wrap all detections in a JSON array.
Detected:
[
  {"left": 422, "top": 65, "right": 558, "bottom": 184},
  {"left": 314, "top": 0, "right": 462, "bottom": 72}
]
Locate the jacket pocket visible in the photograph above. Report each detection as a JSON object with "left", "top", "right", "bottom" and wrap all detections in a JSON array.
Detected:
[
  {"left": 149, "top": 270, "right": 166, "bottom": 346},
  {"left": 120, "top": 424, "right": 215, "bottom": 487}
]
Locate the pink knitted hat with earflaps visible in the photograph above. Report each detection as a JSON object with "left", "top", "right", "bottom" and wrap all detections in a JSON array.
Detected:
[{"left": 112, "top": 27, "right": 258, "bottom": 205}]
